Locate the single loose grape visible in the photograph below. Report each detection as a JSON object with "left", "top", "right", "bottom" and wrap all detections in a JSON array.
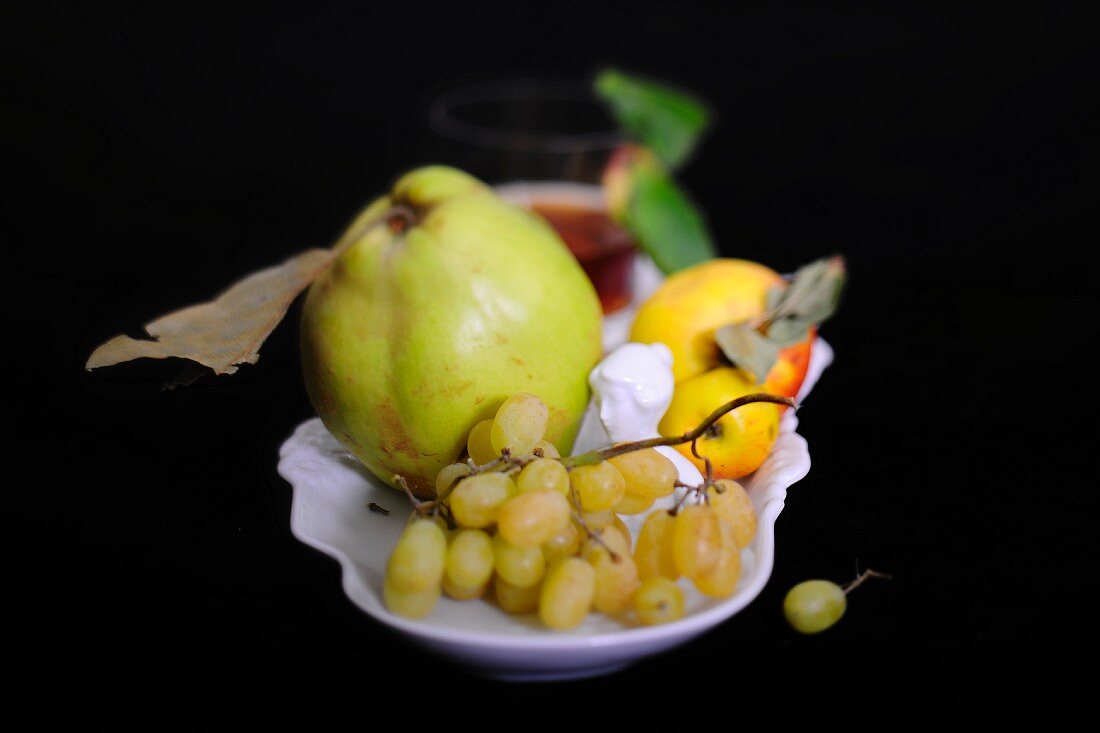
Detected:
[
  {"left": 608, "top": 449, "right": 678, "bottom": 499},
  {"left": 635, "top": 511, "right": 679, "bottom": 581},
  {"left": 539, "top": 558, "right": 596, "bottom": 630},
  {"left": 444, "top": 529, "right": 494, "bottom": 590},
  {"left": 570, "top": 461, "right": 626, "bottom": 512},
  {"left": 498, "top": 489, "right": 572, "bottom": 548},
  {"left": 492, "top": 534, "right": 546, "bottom": 588},
  {"left": 516, "top": 458, "right": 569, "bottom": 496},
  {"left": 673, "top": 504, "right": 722, "bottom": 580},
  {"left": 587, "top": 543, "right": 640, "bottom": 615},
  {"left": 435, "top": 462, "right": 472, "bottom": 497},
  {"left": 386, "top": 519, "right": 447, "bottom": 593},
  {"left": 706, "top": 479, "right": 757, "bottom": 548},
  {"left": 613, "top": 489, "right": 655, "bottom": 515},
  {"left": 494, "top": 575, "right": 541, "bottom": 614},
  {"left": 533, "top": 440, "right": 560, "bottom": 459},
  {"left": 783, "top": 580, "right": 847, "bottom": 634},
  {"left": 449, "top": 473, "right": 514, "bottom": 528},
  {"left": 633, "top": 577, "right": 685, "bottom": 625},
  {"left": 541, "top": 521, "right": 582, "bottom": 566},
  {"left": 384, "top": 574, "right": 441, "bottom": 619},
  {"left": 467, "top": 419, "right": 498, "bottom": 466},
  {"left": 490, "top": 393, "right": 548, "bottom": 455}
]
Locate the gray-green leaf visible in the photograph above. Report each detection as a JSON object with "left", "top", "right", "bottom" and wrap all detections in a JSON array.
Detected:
[
  {"left": 715, "top": 323, "right": 781, "bottom": 383},
  {"left": 772, "top": 256, "right": 846, "bottom": 326},
  {"left": 763, "top": 255, "right": 846, "bottom": 344},
  {"left": 765, "top": 315, "right": 812, "bottom": 346},
  {"left": 625, "top": 162, "right": 716, "bottom": 274},
  {"left": 713, "top": 255, "right": 846, "bottom": 381},
  {"left": 764, "top": 284, "right": 786, "bottom": 313},
  {"left": 595, "top": 69, "right": 710, "bottom": 169}
]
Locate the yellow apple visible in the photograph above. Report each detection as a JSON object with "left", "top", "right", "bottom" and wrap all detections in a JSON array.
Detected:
[
  {"left": 658, "top": 366, "right": 780, "bottom": 479},
  {"left": 630, "top": 258, "right": 814, "bottom": 397}
]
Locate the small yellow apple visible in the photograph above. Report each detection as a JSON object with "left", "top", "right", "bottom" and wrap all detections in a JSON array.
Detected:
[{"left": 658, "top": 366, "right": 780, "bottom": 479}]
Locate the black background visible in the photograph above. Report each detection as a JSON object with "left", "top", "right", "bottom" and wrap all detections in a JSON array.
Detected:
[{"left": 3, "top": 0, "right": 1095, "bottom": 718}]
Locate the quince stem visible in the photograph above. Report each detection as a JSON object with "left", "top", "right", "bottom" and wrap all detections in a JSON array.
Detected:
[{"left": 559, "top": 393, "right": 796, "bottom": 469}]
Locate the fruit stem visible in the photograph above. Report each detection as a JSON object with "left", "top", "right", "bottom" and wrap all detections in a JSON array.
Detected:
[
  {"left": 384, "top": 204, "right": 418, "bottom": 234},
  {"left": 560, "top": 393, "right": 796, "bottom": 468},
  {"left": 393, "top": 475, "right": 436, "bottom": 515},
  {"left": 571, "top": 511, "right": 621, "bottom": 563},
  {"left": 327, "top": 203, "right": 418, "bottom": 259},
  {"left": 471, "top": 448, "right": 534, "bottom": 477},
  {"left": 842, "top": 568, "right": 892, "bottom": 595},
  {"left": 690, "top": 437, "right": 715, "bottom": 486}
]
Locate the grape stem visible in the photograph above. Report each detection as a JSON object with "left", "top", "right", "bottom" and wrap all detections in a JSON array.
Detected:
[
  {"left": 842, "top": 568, "right": 892, "bottom": 594},
  {"left": 571, "top": 510, "right": 621, "bottom": 563},
  {"left": 560, "top": 393, "right": 796, "bottom": 468},
  {"left": 393, "top": 475, "right": 436, "bottom": 514},
  {"left": 476, "top": 448, "right": 535, "bottom": 476}
]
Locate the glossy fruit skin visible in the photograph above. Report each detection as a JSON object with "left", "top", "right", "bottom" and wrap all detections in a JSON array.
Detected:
[
  {"left": 629, "top": 258, "right": 813, "bottom": 397},
  {"left": 659, "top": 367, "right": 781, "bottom": 479},
  {"left": 634, "top": 510, "right": 679, "bottom": 581},
  {"left": 672, "top": 504, "right": 723, "bottom": 580},
  {"left": 301, "top": 166, "right": 603, "bottom": 495},
  {"left": 633, "top": 577, "right": 685, "bottom": 625},
  {"left": 569, "top": 461, "right": 626, "bottom": 512},
  {"left": 539, "top": 558, "right": 596, "bottom": 630},
  {"left": 706, "top": 479, "right": 758, "bottom": 548},
  {"left": 783, "top": 580, "right": 847, "bottom": 634},
  {"left": 764, "top": 327, "right": 817, "bottom": 399}
]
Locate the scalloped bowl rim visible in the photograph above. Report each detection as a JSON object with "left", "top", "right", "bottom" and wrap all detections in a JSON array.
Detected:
[{"left": 288, "top": 439, "right": 795, "bottom": 650}]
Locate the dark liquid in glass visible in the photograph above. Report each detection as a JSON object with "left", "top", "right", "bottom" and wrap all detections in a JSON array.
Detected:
[{"left": 531, "top": 202, "right": 636, "bottom": 314}]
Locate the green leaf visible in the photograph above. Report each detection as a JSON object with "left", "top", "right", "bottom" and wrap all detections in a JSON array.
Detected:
[
  {"left": 714, "top": 324, "right": 781, "bottom": 383},
  {"left": 764, "top": 284, "right": 786, "bottom": 313},
  {"left": 766, "top": 315, "right": 812, "bottom": 346},
  {"left": 712, "top": 255, "right": 847, "bottom": 381},
  {"left": 765, "top": 256, "right": 846, "bottom": 337},
  {"left": 624, "top": 160, "right": 716, "bottom": 274},
  {"left": 595, "top": 69, "right": 710, "bottom": 169}
]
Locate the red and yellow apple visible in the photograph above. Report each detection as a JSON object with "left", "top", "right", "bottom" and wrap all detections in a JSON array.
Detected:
[
  {"left": 658, "top": 366, "right": 780, "bottom": 480},
  {"left": 631, "top": 258, "right": 816, "bottom": 478},
  {"left": 629, "top": 258, "right": 814, "bottom": 397}
]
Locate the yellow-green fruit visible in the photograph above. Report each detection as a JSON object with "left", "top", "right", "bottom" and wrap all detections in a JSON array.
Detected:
[
  {"left": 300, "top": 166, "right": 603, "bottom": 495},
  {"left": 629, "top": 258, "right": 784, "bottom": 383},
  {"left": 659, "top": 367, "right": 780, "bottom": 480},
  {"left": 539, "top": 558, "right": 596, "bottom": 630},
  {"left": 633, "top": 577, "right": 685, "bottom": 625}
]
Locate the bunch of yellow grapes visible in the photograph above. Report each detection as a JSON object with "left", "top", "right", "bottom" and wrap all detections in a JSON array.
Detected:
[{"left": 383, "top": 393, "right": 758, "bottom": 630}]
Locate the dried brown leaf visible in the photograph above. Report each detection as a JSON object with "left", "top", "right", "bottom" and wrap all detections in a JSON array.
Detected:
[{"left": 86, "top": 248, "right": 336, "bottom": 375}]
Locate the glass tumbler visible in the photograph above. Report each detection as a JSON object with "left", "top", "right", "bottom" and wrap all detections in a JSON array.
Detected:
[{"left": 428, "top": 79, "right": 637, "bottom": 314}]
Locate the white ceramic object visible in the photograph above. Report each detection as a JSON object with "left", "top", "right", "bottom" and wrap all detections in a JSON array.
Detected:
[
  {"left": 573, "top": 341, "right": 705, "bottom": 489},
  {"left": 573, "top": 341, "right": 704, "bottom": 527},
  {"left": 278, "top": 299, "right": 834, "bottom": 679}
]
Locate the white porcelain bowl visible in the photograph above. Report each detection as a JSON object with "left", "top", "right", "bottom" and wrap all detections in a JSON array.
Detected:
[{"left": 277, "top": 272, "right": 833, "bottom": 679}]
